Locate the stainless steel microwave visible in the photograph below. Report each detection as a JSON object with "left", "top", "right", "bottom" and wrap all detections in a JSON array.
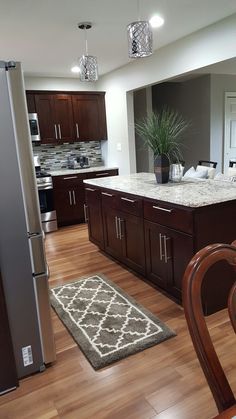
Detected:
[{"left": 29, "top": 113, "right": 40, "bottom": 141}]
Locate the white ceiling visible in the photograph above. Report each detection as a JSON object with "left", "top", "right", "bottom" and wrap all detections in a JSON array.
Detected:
[{"left": 1, "top": 0, "right": 236, "bottom": 78}]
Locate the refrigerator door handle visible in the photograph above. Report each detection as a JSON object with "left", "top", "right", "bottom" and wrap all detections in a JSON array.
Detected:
[
  {"left": 33, "top": 273, "right": 56, "bottom": 364},
  {"left": 28, "top": 232, "right": 47, "bottom": 275}
]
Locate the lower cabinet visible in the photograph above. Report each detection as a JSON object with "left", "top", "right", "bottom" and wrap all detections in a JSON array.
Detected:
[
  {"left": 53, "top": 175, "right": 86, "bottom": 226},
  {"left": 85, "top": 187, "right": 104, "bottom": 248},
  {"left": 102, "top": 193, "right": 146, "bottom": 274},
  {"left": 144, "top": 220, "right": 193, "bottom": 300},
  {"left": 53, "top": 169, "right": 119, "bottom": 227}
]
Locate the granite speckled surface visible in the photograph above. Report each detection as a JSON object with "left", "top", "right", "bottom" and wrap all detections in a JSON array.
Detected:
[
  {"left": 50, "top": 166, "right": 119, "bottom": 176},
  {"left": 83, "top": 172, "right": 236, "bottom": 208}
]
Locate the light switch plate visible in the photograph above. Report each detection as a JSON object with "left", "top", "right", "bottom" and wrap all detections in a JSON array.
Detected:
[{"left": 116, "top": 142, "right": 122, "bottom": 151}]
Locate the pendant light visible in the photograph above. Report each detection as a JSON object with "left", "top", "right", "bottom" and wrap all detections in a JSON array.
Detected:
[
  {"left": 78, "top": 22, "right": 98, "bottom": 82},
  {"left": 127, "top": 0, "right": 153, "bottom": 58}
]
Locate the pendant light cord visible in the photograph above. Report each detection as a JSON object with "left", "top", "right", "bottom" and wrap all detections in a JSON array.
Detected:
[
  {"left": 137, "top": 0, "right": 140, "bottom": 21},
  {"left": 84, "top": 27, "right": 88, "bottom": 56}
]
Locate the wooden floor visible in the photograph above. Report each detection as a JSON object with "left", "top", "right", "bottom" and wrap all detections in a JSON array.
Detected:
[{"left": 0, "top": 224, "right": 236, "bottom": 419}]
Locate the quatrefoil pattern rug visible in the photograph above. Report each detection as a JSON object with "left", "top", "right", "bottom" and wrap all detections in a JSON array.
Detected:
[{"left": 50, "top": 274, "right": 176, "bottom": 369}]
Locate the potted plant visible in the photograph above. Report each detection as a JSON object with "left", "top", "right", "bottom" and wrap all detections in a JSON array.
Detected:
[{"left": 135, "top": 107, "right": 189, "bottom": 183}]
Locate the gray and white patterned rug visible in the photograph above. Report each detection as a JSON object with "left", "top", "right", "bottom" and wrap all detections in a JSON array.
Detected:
[{"left": 50, "top": 274, "right": 176, "bottom": 369}]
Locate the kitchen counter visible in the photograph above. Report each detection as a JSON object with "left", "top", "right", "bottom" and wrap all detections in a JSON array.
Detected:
[
  {"left": 84, "top": 172, "right": 236, "bottom": 208},
  {"left": 50, "top": 166, "right": 119, "bottom": 176}
]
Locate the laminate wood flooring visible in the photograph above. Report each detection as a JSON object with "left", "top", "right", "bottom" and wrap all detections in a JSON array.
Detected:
[{"left": 0, "top": 224, "right": 236, "bottom": 419}]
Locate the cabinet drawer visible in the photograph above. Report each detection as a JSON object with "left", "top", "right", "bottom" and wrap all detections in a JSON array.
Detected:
[
  {"left": 53, "top": 173, "right": 86, "bottom": 188},
  {"left": 85, "top": 186, "right": 101, "bottom": 204},
  {"left": 117, "top": 194, "right": 143, "bottom": 217},
  {"left": 144, "top": 200, "right": 193, "bottom": 234},
  {"left": 86, "top": 169, "right": 118, "bottom": 179},
  {"left": 101, "top": 189, "right": 117, "bottom": 208}
]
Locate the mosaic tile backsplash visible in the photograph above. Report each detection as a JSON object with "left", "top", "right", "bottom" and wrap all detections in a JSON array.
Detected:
[{"left": 33, "top": 141, "right": 103, "bottom": 171}]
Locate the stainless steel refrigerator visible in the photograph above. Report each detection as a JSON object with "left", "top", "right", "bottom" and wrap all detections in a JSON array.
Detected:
[{"left": 0, "top": 61, "right": 56, "bottom": 378}]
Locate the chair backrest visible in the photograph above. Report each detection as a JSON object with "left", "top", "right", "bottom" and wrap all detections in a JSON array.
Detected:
[
  {"left": 182, "top": 242, "right": 236, "bottom": 413},
  {"left": 229, "top": 160, "right": 236, "bottom": 168},
  {"left": 198, "top": 160, "right": 217, "bottom": 168}
]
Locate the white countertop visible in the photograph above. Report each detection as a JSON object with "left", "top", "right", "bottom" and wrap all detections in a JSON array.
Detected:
[
  {"left": 50, "top": 166, "right": 119, "bottom": 176},
  {"left": 83, "top": 172, "right": 236, "bottom": 208}
]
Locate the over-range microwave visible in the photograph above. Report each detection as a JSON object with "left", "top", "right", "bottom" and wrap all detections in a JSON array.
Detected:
[{"left": 29, "top": 113, "right": 40, "bottom": 141}]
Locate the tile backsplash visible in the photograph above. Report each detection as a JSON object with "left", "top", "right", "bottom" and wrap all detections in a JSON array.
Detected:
[{"left": 33, "top": 141, "right": 103, "bottom": 171}]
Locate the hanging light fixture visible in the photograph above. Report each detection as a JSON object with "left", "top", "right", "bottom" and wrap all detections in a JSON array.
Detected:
[
  {"left": 78, "top": 22, "right": 98, "bottom": 82},
  {"left": 127, "top": 0, "right": 153, "bottom": 58}
]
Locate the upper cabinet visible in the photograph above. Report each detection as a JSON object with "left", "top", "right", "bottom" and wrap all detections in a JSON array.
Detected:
[{"left": 26, "top": 91, "right": 107, "bottom": 144}]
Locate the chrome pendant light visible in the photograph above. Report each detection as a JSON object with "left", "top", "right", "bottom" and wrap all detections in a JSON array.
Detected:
[
  {"left": 127, "top": 0, "right": 153, "bottom": 58},
  {"left": 78, "top": 22, "right": 98, "bottom": 82}
]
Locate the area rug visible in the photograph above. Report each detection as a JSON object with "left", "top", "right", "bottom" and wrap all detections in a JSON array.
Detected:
[{"left": 50, "top": 274, "right": 176, "bottom": 370}]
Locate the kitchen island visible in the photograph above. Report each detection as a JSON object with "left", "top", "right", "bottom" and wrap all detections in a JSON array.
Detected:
[{"left": 84, "top": 173, "right": 236, "bottom": 314}]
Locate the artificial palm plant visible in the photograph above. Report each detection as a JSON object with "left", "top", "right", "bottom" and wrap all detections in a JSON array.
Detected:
[{"left": 135, "top": 107, "right": 189, "bottom": 183}]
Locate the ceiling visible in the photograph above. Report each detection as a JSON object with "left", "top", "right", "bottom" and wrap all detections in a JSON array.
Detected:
[{"left": 1, "top": 0, "right": 236, "bottom": 78}]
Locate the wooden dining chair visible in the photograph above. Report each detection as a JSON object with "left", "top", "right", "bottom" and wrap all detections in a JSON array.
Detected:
[{"left": 182, "top": 241, "right": 236, "bottom": 417}]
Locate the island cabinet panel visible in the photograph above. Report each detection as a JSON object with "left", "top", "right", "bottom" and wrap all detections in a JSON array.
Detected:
[
  {"left": 53, "top": 174, "right": 86, "bottom": 226},
  {"left": 101, "top": 191, "right": 146, "bottom": 274},
  {"left": 84, "top": 187, "right": 104, "bottom": 249},
  {"left": 144, "top": 221, "right": 193, "bottom": 299}
]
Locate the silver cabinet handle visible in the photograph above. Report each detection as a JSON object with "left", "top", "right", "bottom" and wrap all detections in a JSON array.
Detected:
[
  {"left": 84, "top": 204, "right": 88, "bottom": 222},
  {"left": 153, "top": 205, "right": 172, "bottom": 213},
  {"left": 96, "top": 172, "right": 109, "bottom": 176},
  {"left": 63, "top": 176, "right": 78, "bottom": 180},
  {"left": 54, "top": 124, "right": 58, "bottom": 139},
  {"left": 58, "top": 124, "right": 62, "bottom": 139},
  {"left": 164, "top": 236, "right": 171, "bottom": 263},
  {"left": 115, "top": 216, "right": 119, "bottom": 239},
  {"left": 159, "top": 233, "right": 164, "bottom": 261},
  {"left": 76, "top": 123, "right": 80, "bottom": 139},
  {"left": 121, "top": 197, "right": 136, "bottom": 203},
  {"left": 102, "top": 192, "right": 113, "bottom": 197},
  {"left": 118, "top": 218, "right": 124, "bottom": 239},
  {"left": 68, "top": 190, "right": 72, "bottom": 206},
  {"left": 85, "top": 187, "right": 95, "bottom": 192},
  {"left": 72, "top": 190, "right": 76, "bottom": 205}
]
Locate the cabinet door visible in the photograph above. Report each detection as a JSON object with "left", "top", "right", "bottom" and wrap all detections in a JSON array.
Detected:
[
  {"left": 103, "top": 206, "right": 122, "bottom": 259},
  {"left": 54, "top": 94, "right": 75, "bottom": 143},
  {"left": 34, "top": 94, "right": 57, "bottom": 144},
  {"left": 144, "top": 221, "right": 171, "bottom": 291},
  {"left": 120, "top": 212, "right": 145, "bottom": 274},
  {"left": 53, "top": 187, "right": 75, "bottom": 225},
  {"left": 163, "top": 226, "right": 193, "bottom": 300},
  {"left": 72, "top": 94, "right": 105, "bottom": 141},
  {"left": 85, "top": 188, "right": 104, "bottom": 248},
  {"left": 0, "top": 272, "right": 18, "bottom": 394}
]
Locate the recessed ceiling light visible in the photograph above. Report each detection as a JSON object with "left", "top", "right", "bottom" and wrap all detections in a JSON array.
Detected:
[
  {"left": 149, "top": 15, "right": 164, "bottom": 28},
  {"left": 71, "top": 65, "right": 80, "bottom": 73}
]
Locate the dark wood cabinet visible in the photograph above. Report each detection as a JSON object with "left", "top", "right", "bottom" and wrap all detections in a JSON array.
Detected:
[
  {"left": 0, "top": 271, "right": 18, "bottom": 394},
  {"left": 26, "top": 91, "right": 107, "bottom": 144},
  {"left": 53, "top": 174, "right": 86, "bottom": 226},
  {"left": 34, "top": 94, "right": 74, "bottom": 144},
  {"left": 145, "top": 220, "right": 193, "bottom": 300},
  {"left": 85, "top": 187, "right": 104, "bottom": 248},
  {"left": 72, "top": 94, "right": 107, "bottom": 141},
  {"left": 101, "top": 191, "right": 146, "bottom": 274},
  {"left": 85, "top": 184, "right": 236, "bottom": 315},
  {"left": 53, "top": 169, "right": 118, "bottom": 227}
]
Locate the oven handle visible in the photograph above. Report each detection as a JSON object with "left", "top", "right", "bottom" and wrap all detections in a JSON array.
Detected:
[{"left": 37, "top": 185, "right": 53, "bottom": 190}]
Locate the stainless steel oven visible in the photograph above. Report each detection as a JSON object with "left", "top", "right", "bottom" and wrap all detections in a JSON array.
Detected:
[
  {"left": 37, "top": 175, "right": 58, "bottom": 233},
  {"left": 29, "top": 113, "right": 40, "bottom": 142}
]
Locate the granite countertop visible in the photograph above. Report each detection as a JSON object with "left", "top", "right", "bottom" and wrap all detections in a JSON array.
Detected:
[
  {"left": 50, "top": 166, "right": 119, "bottom": 176},
  {"left": 83, "top": 172, "right": 236, "bottom": 208}
]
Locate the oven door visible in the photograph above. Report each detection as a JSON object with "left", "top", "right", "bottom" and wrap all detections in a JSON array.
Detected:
[{"left": 38, "top": 188, "right": 58, "bottom": 233}]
